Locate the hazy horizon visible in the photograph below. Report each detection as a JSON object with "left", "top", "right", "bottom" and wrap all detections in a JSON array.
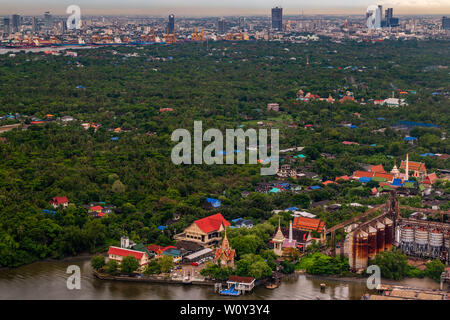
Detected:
[{"left": 1, "top": 0, "right": 450, "bottom": 16}]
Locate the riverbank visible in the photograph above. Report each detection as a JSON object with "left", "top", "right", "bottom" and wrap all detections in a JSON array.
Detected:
[{"left": 93, "top": 269, "right": 216, "bottom": 286}]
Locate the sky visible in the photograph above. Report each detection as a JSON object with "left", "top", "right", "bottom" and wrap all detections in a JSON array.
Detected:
[{"left": 1, "top": 0, "right": 450, "bottom": 16}]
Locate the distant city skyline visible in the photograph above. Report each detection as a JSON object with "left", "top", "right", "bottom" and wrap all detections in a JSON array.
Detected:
[{"left": 1, "top": 0, "right": 450, "bottom": 16}]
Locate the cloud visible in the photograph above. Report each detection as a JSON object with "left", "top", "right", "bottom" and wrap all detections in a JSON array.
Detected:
[{"left": 377, "top": 0, "right": 446, "bottom": 8}]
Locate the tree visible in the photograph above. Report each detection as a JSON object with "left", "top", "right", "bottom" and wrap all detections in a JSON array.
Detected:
[
  {"left": 424, "top": 259, "right": 445, "bottom": 282},
  {"left": 158, "top": 255, "right": 174, "bottom": 273},
  {"left": 112, "top": 180, "right": 126, "bottom": 193},
  {"left": 105, "top": 259, "right": 119, "bottom": 274},
  {"left": 281, "top": 260, "right": 295, "bottom": 274},
  {"left": 371, "top": 249, "right": 409, "bottom": 280},
  {"left": 120, "top": 255, "right": 140, "bottom": 274},
  {"left": 91, "top": 255, "right": 105, "bottom": 271},
  {"left": 144, "top": 259, "right": 161, "bottom": 275}
]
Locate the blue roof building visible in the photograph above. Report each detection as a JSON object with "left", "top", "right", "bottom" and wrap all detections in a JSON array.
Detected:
[
  {"left": 205, "top": 197, "right": 221, "bottom": 208},
  {"left": 359, "top": 177, "right": 372, "bottom": 183}
]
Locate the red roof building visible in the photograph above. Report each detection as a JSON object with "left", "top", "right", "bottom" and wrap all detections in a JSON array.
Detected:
[
  {"left": 174, "top": 213, "right": 231, "bottom": 247},
  {"left": 423, "top": 173, "right": 438, "bottom": 185},
  {"left": 194, "top": 213, "right": 230, "bottom": 234},
  {"left": 108, "top": 246, "right": 150, "bottom": 268},
  {"left": 374, "top": 172, "right": 395, "bottom": 182},
  {"left": 370, "top": 165, "right": 386, "bottom": 174},
  {"left": 293, "top": 217, "right": 325, "bottom": 233},
  {"left": 335, "top": 175, "right": 350, "bottom": 182},
  {"left": 352, "top": 170, "right": 374, "bottom": 179},
  {"left": 50, "top": 196, "right": 69, "bottom": 208}
]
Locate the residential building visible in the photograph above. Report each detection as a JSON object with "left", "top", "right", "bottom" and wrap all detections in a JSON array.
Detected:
[{"left": 49, "top": 196, "right": 69, "bottom": 209}]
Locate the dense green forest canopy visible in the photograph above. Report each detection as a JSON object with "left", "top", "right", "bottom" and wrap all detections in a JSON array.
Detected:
[{"left": 0, "top": 39, "right": 449, "bottom": 267}]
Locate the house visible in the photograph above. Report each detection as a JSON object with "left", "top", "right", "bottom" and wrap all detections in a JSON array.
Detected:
[
  {"left": 50, "top": 196, "right": 69, "bottom": 209},
  {"left": 423, "top": 173, "right": 438, "bottom": 185},
  {"left": 232, "top": 218, "right": 254, "bottom": 228},
  {"left": 161, "top": 247, "right": 183, "bottom": 263},
  {"left": 173, "top": 213, "right": 231, "bottom": 247},
  {"left": 267, "top": 103, "right": 279, "bottom": 112},
  {"left": 61, "top": 116, "right": 74, "bottom": 123},
  {"left": 383, "top": 98, "right": 408, "bottom": 107},
  {"left": 335, "top": 175, "right": 350, "bottom": 182},
  {"left": 107, "top": 246, "right": 151, "bottom": 270}
]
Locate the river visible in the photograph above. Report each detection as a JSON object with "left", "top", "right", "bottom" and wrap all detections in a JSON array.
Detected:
[{"left": 0, "top": 257, "right": 441, "bottom": 300}]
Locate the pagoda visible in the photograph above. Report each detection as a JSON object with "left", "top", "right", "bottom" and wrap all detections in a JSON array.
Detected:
[
  {"left": 215, "top": 229, "right": 235, "bottom": 268},
  {"left": 272, "top": 218, "right": 286, "bottom": 256}
]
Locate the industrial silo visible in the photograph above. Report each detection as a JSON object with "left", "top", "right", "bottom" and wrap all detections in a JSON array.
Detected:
[
  {"left": 376, "top": 221, "right": 385, "bottom": 254},
  {"left": 400, "top": 226, "right": 414, "bottom": 255},
  {"left": 429, "top": 230, "right": 444, "bottom": 259},
  {"left": 367, "top": 226, "right": 377, "bottom": 261},
  {"left": 384, "top": 217, "right": 393, "bottom": 252},
  {"left": 355, "top": 230, "right": 369, "bottom": 270},
  {"left": 414, "top": 227, "right": 429, "bottom": 258}
]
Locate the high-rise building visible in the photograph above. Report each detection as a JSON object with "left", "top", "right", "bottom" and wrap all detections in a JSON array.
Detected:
[
  {"left": 217, "top": 18, "right": 226, "bottom": 34},
  {"left": 378, "top": 5, "right": 383, "bottom": 21},
  {"left": 443, "top": 16, "right": 450, "bottom": 30},
  {"left": 271, "top": 7, "right": 283, "bottom": 31},
  {"left": 3, "top": 17, "right": 10, "bottom": 35},
  {"left": 167, "top": 14, "right": 175, "bottom": 34},
  {"left": 238, "top": 17, "right": 246, "bottom": 29},
  {"left": 32, "top": 17, "right": 39, "bottom": 33},
  {"left": 11, "top": 14, "right": 20, "bottom": 33},
  {"left": 44, "top": 11, "right": 52, "bottom": 28},
  {"left": 382, "top": 8, "right": 399, "bottom": 27}
]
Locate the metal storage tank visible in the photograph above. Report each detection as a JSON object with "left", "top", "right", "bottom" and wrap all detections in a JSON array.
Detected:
[
  {"left": 429, "top": 230, "right": 444, "bottom": 258},
  {"left": 367, "top": 226, "right": 378, "bottom": 260},
  {"left": 414, "top": 228, "right": 429, "bottom": 257},
  {"left": 400, "top": 226, "right": 414, "bottom": 255},
  {"left": 384, "top": 217, "right": 393, "bottom": 251},
  {"left": 376, "top": 221, "right": 385, "bottom": 254},
  {"left": 445, "top": 232, "right": 450, "bottom": 250},
  {"left": 355, "top": 230, "right": 369, "bottom": 270}
]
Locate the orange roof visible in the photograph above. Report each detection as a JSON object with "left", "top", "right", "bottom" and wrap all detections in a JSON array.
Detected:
[
  {"left": 335, "top": 175, "right": 350, "bottom": 181},
  {"left": 353, "top": 171, "right": 374, "bottom": 179},
  {"left": 370, "top": 165, "right": 386, "bottom": 173},
  {"left": 371, "top": 187, "right": 378, "bottom": 195},
  {"left": 215, "top": 247, "right": 235, "bottom": 261},
  {"left": 424, "top": 173, "right": 438, "bottom": 185},
  {"left": 400, "top": 160, "right": 426, "bottom": 173},
  {"left": 293, "top": 217, "right": 325, "bottom": 233},
  {"left": 194, "top": 213, "right": 230, "bottom": 234},
  {"left": 323, "top": 180, "right": 336, "bottom": 186}
]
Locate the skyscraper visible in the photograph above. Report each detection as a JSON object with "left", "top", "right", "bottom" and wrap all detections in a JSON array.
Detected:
[
  {"left": 11, "top": 14, "right": 20, "bottom": 33},
  {"left": 44, "top": 11, "right": 52, "bottom": 28},
  {"left": 382, "top": 8, "right": 399, "bottom": 27},
  {"left": 443, "top": 16, "right": 450, "bottom": 30},
  {"left": 168, "top": 14, "right": 175, "bottom": 34},
  {"left": 217, "top": 18, "right": 226, "bottom": 34},
  {"left": 32, "top": 17, "right": 39, "bottom": 33},
  {"left": 271, "top": 7, "right": 283, "bottom": 31},
  {"left": 3, "top": 18, "right": 10, "bottom": 35}
]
